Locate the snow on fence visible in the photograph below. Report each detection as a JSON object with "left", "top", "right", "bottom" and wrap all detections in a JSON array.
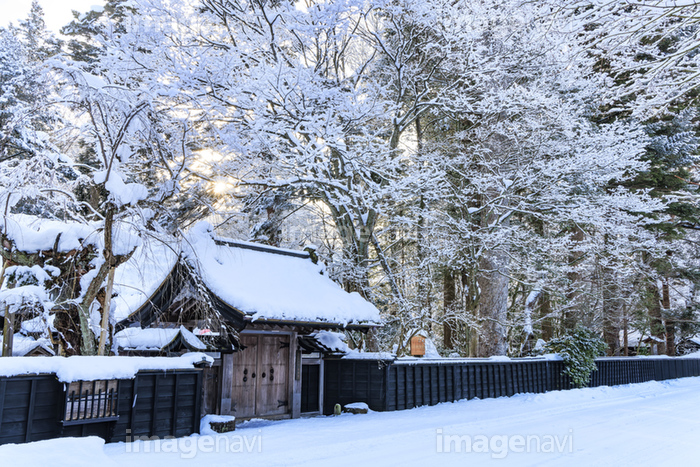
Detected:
[
  {"left": 323, "top": 356, "right": 700, "bottom": 414},
  {"left": 0, "top": 356, "right": 208, "bottom": 446}
]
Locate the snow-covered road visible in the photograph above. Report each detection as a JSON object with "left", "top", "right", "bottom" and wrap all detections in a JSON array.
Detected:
[{"left": 3, "top": 377, "right": 700, "bottom": 466}]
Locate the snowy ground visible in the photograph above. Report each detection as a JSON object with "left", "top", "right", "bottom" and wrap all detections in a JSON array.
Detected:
[{"left": 3, "top": 377, "right": 700, "bottom": 466}]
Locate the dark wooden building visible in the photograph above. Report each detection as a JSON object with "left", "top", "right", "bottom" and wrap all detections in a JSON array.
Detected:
[{"left": 114, "top": 225, "right": 380, "bottom": 420}]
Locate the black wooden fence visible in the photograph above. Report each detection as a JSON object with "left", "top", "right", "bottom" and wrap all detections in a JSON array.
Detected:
[
  {"left": 0, "top": 369, "right": 202, "bottom": 446},
  {"left": 323, "top": 356, "right": 700, "bottom": 415}
]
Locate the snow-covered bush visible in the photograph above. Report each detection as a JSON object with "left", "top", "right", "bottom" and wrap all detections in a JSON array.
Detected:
[{"left": 545, "top": 327, "right": 607, "bottom": 388}]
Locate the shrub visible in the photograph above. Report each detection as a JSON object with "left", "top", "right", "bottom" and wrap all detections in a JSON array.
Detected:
[{"left": 545, "top": 327, "right": 607, "bottom": 388}]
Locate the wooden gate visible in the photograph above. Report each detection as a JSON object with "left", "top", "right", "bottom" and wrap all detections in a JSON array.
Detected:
[{"left": 230, "top": 334, "right": 290, "bottom": 418}]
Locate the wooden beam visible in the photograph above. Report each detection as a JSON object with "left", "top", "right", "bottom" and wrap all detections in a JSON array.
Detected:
[
  {"left": 220, "top": 353, "right": 233, "bottom": 415},
  {"left": 318, "top": 359, "right": 324, "bottom": 415},
  {"left": 290, "top": 332, "right": 301, "bottom": 418}
]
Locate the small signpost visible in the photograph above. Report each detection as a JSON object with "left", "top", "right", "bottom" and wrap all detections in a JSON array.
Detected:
[{"left": 409, "top": 335, "right": 425, "bottom": 357}]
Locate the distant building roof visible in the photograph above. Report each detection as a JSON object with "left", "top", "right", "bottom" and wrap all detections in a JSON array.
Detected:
[{"left": 0, "top": 334, "right": 55, "bottom": 357}]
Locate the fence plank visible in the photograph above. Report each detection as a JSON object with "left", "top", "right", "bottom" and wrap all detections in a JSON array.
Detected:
[
  {"left": 24, "top": 379, "right": 36, "bottom": 443},
  {"left": 320, "top": 357, "right": 700, "bottom": 417},
  {"left": 0, "top": 379, "right": 6, "bottom": 436}
]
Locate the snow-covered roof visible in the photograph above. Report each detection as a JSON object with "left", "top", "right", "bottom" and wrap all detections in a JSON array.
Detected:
[
  {"left": 182, "top": 222, "right": 380, "bottom": 327},
  {"left": 0, "top": 334, "right": 55, "bottom": 356},
  {"left": 686, "top": 337, "right": 700, "bottom": 346},
  {"left": 20, "top": 314, "right": 54, "bottom": 334},
  {"left": 0, "top": 353, "right": 213, "bottom": 382},
  {"left": 115, "top": 326, "right": 207, "bottom": 352},
  {"left": 112, "top": 234, "right": 179, "bottom": 322},
  {"left": 304, "top": 331, "right": 352, "bottom": 354},
  {"left": 619, "top": 330, "right": 645, "bottom": 347}
]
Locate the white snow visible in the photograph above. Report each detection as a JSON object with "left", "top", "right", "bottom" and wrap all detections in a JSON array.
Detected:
[
  {"left": 94, "top": 171, "right": 149, "bottom": 207},
  {"left": 522, "top": 290, "right": 539, "bottom": 335},
  {"left": 308, "top": 331, "right": 351, "bottom": 353},
  {"left": 0, "top": 214, "right": 141, "bottom": 257},
  {"left": 184, "top": 222, "right": 380, "bottom": 326},
  {"left": 0, "top": 353, "right": 212, "bottom": 382},
  {"left": 342, "top": 351, "right": 395, "bottom": 360},
  {"left": 3, "top": 377, "right": 700, "bottom": 465},
  {"left": 0, "top": 436, "right": 114, "bottom": 467},
  {"left": 199, "top": 415, "right": 236, "bottom": 436},
  {"left": 20, "top": 314, "right": 54, "bottom": 334},
  {"left": 180, "top": 327, "right": 207, "bottom": 350},
  {"left": 423, "top": 336, "right": 442, "bottom": 358},
  {"left": 344, "top": 402, "right": 370, "bottom": 410},
  {"left": 0, "top": 214, "right": 100, "bottom": 253},
  {"left": 0, "top": 285, "right": 49, "bottom": 313},
  {"left": 487, "top": 355, "right": 512, "bottom": 362},
  {"left": 80, "top": 71, "right": 108, "bottom": 90},
  {"left": 6, "top": 265, "right": 56, "bottom": 284},
  {"left": 115, "top": 326, "right": 207, "bottom": 352}
]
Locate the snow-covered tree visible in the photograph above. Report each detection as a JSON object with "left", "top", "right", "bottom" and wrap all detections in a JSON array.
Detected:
[{"left": 3, "top": 0, "right": 691, "bottom": 358}]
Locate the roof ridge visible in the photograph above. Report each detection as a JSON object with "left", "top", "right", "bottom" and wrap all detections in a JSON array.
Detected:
[{"left": 212, "top": 237, "right": 311, "bottom": 259}]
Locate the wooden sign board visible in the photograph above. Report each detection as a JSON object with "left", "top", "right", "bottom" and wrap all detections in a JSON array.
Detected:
[{"left": 410, "top": 335, "right": 425, "bottom": 357}]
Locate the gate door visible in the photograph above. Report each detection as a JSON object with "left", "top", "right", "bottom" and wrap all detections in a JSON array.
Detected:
[{"left": 230, "top": 334, "right": 290, "bottom": 418}]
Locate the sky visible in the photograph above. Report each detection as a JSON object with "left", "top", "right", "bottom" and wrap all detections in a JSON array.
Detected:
[{"left": 0, "top": 0, "right": 104, "bottom": 33}]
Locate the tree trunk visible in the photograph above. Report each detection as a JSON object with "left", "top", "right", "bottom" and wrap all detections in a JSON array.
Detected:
[
  {"left": 415, "top": 117, "right": 431, "bottom": 319},
  {"left": 443, "top": 269, "right": 456, "bottom": 350},
  {"left": 665, "top": 323, "right": 676, "bottom": 356},
  {"left": 461, "top": 270, "right": 480, "bottom": 357},
  {"left": 539, "top": 292, "right": 553, "bottom": 341},
  {"left": 1, "top": 308, "right": 13, "bottom": 357},
  {"left": 564, "top": 225, "right": 585, "bottom": 331},
  {"left": 662, "top": 280, "right": 676, "bottom": 356},
  {"left": 97, "top": 207, "right": 116, "bottom": 356},
  {"left": 647, "top": 282, "right": 666, "bottom": 355},
  {"left": 0, "top": 260, "right": 10, "bottom": 357},
  {"left": 476, "top": 249, "right": 509, "bottom": 357},
  {"left": 623, "top": 308, "right": 629, "bottom": 356},
  {"left": 97, "top": 266, "right": 115, "bottom": 356},
  {"left": 602, "top": 264, "right": 621, "bottom": 356}
]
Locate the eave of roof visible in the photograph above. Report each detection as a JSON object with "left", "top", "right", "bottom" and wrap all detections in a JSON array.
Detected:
[{"left": 243, "top": 315, "right": 380, "bottom": 331}]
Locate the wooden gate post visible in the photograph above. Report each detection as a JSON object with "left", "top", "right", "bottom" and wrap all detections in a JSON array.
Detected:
[{"left": 220, "top": 353, "right": 234, "bottom": 415}]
